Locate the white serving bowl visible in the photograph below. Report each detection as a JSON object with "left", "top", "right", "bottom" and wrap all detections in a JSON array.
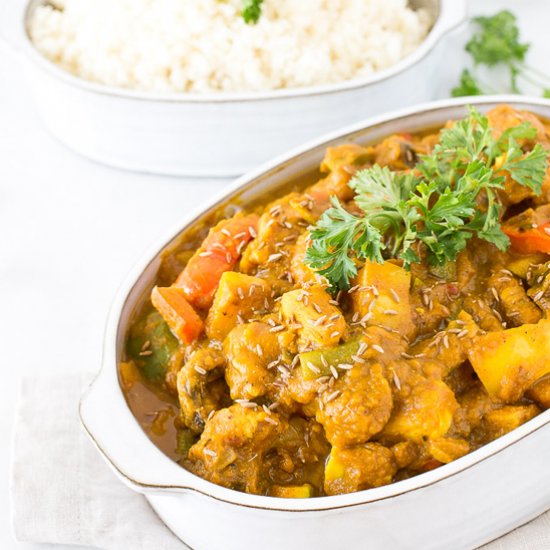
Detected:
[
  {"left": 8, "top": 0, "right": 466, "bottom": 176},
  {"left": 80, "top": 96, "right": 550, "bottom": 550}
]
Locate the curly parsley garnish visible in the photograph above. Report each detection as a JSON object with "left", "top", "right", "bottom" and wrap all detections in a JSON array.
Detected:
[
  {"left": 242, "top": 0, "right": 264, "bottom": 24},
  {"left": 452, "top": 11, "right": 550, "bottom": 97},
  {"left": 305, "top": 107, "right": 548, "bottom": 291}
]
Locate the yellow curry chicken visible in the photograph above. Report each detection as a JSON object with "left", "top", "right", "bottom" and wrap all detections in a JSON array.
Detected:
[{"left": 121, "top": 105, "right": 550, "bottom": 498}]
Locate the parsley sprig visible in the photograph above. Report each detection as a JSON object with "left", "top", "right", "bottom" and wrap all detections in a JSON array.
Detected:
[
  {"left": 242, "top": 0, "right": 264, "bottom": 24},
  {"left": 452, "top": 11, "right": 550, "bottom": 97},
  {"left": 305, "top": 107, "right": 548, "bottom": 291}
]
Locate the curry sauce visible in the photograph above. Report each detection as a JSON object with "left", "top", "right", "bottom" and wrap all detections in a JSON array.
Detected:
[{"left": 121, "top": 105, "right": 550, "bottom": 498}]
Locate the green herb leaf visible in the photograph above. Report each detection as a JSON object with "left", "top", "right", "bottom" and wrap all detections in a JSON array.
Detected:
[
  {"left": 305, "top": 107, "right": 548, "bottom": 290},
  {"left": 500, "top": 142, "right": 548, "bottom": 194},
  {"left": 452, "top": 69, "right": 485, "bottom": 97},
  {"left": 466, "top": 11, "right": 529, "bottom": 67},
  {"left": 305, "top": 197, "right": 384, "bottom": 291},
  {"left": 544, "top": 89, "right": 550, "bottom": 99},
  {"left": 242, "top": 0, "right": 264, "bottom": 24}
]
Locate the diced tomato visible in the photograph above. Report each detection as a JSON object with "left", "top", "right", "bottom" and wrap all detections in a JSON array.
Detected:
[
  {"left": 174, "top": 214, "right": 258, "bottom": 309},
  {"left": 502, "top": 205, "right": 550, "bottom": 254},
  {"left": 151, "top": 286, "right": 204, "bottom": 344}
]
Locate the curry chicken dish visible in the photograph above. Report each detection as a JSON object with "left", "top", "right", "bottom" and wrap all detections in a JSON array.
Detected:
[{"left": 121, "top": 105, "right": 550, "bottom": 498}]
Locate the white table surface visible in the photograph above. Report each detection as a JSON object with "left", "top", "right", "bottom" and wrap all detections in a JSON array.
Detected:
[{"left": 1, "top": 0, "right": 549, "bottom": 548}]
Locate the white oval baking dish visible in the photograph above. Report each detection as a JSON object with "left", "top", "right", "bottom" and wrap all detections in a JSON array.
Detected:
[
  {"left": 9, "top": 0, "right": 466, "bottom": 176},
  {"left": 80, "top": 96, "right": 550, "bottom": 550}
]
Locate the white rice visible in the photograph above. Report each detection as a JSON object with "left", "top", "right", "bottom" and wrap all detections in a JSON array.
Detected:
[{"left": 28, "top": 0, "right": 432, "bottom": 93}]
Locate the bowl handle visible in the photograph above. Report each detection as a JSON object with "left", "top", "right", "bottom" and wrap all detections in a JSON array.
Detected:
[
  {"left": 430, "top": 0, "right": 468, "bottom": 44},
  {"left": 0, "top": 0, "right": 29, "bottom": 52},
  {"left": 79, "top": 364, "right": 200, "bottom": 495}
]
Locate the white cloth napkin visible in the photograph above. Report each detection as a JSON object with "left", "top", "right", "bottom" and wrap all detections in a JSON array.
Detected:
[
  {"left": 10, "top": 372, "right": 186, "bottom": 550},
  {"left": 10, "top": 373, "right": 550, "bottom": 550}
]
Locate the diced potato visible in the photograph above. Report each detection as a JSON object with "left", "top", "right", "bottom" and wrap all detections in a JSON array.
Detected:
[
  {"left": 324, "top": 444, "right": 396, "bottom": 496},
  {"left": 118, "top": 360, "right": 141, "bottom": 391},
  {"left": 352, "top": 260, "right": 414, "bottom": 339},
  {"left": 269, "top": 484, "right": 314, "bottom": 498},
  {"left": 280, "top": 285, "right": 345, "bottom": 348},
  {"left": 383, "top": 379, "right": 458, "bottom": 442},
  {"left": 224, "top": 322, "right": 279, "bottom": 401},
  {"left": 506, "top": 254, "right": 549, "bottom": 279},
  {"left": 151, "top": 286, "right": 204, "bottom": 344},
  {"left": 205, "top": 272, "right": 271, "bottom": 340},
  {"left": 467, "top": 320, "right": 550, "bottom": 402},
  {"left": 483, "top": 405, "right": 540, "bottom": 439},
  {"left": 427, "top": 437, "right": 470, "bottom": 464}
]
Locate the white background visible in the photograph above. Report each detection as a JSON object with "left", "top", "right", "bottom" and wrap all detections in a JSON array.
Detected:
[{"left": 1, "top": 0, "right": 549, "bottom": 548}]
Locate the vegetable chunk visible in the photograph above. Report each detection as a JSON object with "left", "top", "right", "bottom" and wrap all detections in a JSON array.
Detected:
[
  {"left": 269, "top": 484, "right": 314, "bottom": 498},
  {"left": 280, "top": 285, "right": 345, "bottom": 348},
  {"left": 175, "top": 214, "right": 258, "bottom": 309},
  {"left": 383, "top": 378, "right": 458, "bottom": 442},
  {"left": 205, "top": 272, "right": 271, "bottom": 340},
  {"left": 467, "top": 319, "right": 550, "bottom": 402},
  {"left": 151, "top": 286, "right": 204, "bottom": 344},
  {"left": 324, "top": 444, "right": 396, "bottom": 496},
  {"left": 352, "top": 260, "right": 414, "bottom": 339},
  {"left": 223, "top": 322, "right": 280, "bottom": 401}
]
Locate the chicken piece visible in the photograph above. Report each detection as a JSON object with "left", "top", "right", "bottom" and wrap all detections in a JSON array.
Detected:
[
  {"left": 264, "top": 416, "right": 330, "bottom": 490},
  {"left": 462, "top": 295, "right": 504, "bottom": 332},
  {"left": 319, "top": 143, "right": 371, "bottom": 174},
  {"left": 427, "top": 437, "right": 470, "bottom": 464},
  {"left": 526, "top": 376, "right": 550, "bottom": 408},
  {"left": 205, "top": 272, "right": 272, "bottom": 340},
  {"left": 187, "top": 404, "right": 286, "bottom": 494},
  {"left": 324, "top": 444, "right": 397, "bottom": 496},
  {"left": 240, "top": 197, "right": 303, "bottom": 278},
  {"left": 368, "top": 134, "right": 419, "bottom": 170},
  {"left": 177, "top": 348, "right": 228, "bottom": 433},
  {"left": 486, "top": 105, "right": 550, "bottom": 146},
  {"left": 467, "top": 320, "right": 550, "bottom": 402},
  {"left": 382, "top": 373, "right": 458, "bottom": 443},
  {"left": 527, "top": 261, "right": 550, "bottom": 316},
  {"left": 289, "top": 232, "right": 326, "bottom": 286},
  {"left": 488, "top": 272, "right": 541, "bottom": 327},
  {"left": 352, "top": 260, "right": 415, "bottom": 340},
  {"left": 410, "top": 311, "right": 480, "bottom": 376},
  {"left": 391, "top": 441, "right": 420, "bottom": 469},
  {"left": 316, "top": 362, "right": 393, "bottom": 447},
  {"left": 223, "top": 322, "right": 280, "bottom": 401},
  {"left": 482, "top": 404, "right": 540, "bottom": 439},
  {"left": 287, "top": 145, "right": 368, "bottom": 225},
  {"left": 188, "top": 407, "right": 329, "bottom": 495},
  {"left": 451, "top": 384, "right": 497, "bottom": 438},
  {"left": 280, "top": 285, "right": 345, "bottom": 349}
]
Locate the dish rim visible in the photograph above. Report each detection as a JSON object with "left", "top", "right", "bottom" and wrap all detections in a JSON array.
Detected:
[
  {"left": 80, "top": 95, "right": 550, "bottom": 512},
  {"left": 19, "top": 0, "right": 465, "bottom": 104}
]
